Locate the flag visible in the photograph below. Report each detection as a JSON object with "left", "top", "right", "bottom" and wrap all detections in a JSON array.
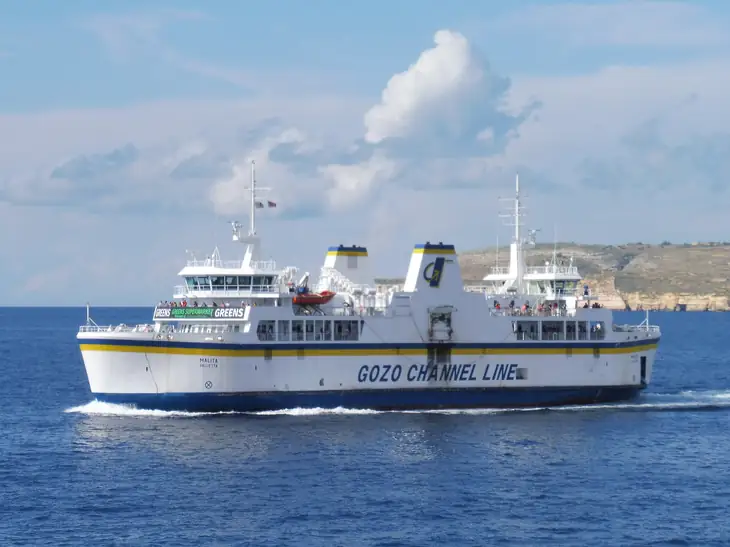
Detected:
[
  {"left": 255, "top": 201, "right": 264, "bottom": 209},
  {"left": 267, "top": 200, "right": 277, "bottom": 208}
]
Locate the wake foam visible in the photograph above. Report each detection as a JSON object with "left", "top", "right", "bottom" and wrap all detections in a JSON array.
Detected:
[
  {"left": 64, "top": 400, "right": 239, "bottom": 418},
  {"left": 64, "top": 390, "right": 730, "bottom": 418}
]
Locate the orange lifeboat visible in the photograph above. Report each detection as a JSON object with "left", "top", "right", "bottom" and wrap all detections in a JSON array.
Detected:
[{"left": 292, "top": 290, "right": 336, "bottom": 306}]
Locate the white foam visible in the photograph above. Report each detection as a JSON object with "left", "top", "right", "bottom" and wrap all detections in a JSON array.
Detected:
[
  {"left": 64, "top": 400, "right": 239, "bottom": 418},
  {"left": 65, "top": 390, "right": 730, "bottom": 419},
  {"left": 252, "top": 406, "right": 380, "bottom": 416}
]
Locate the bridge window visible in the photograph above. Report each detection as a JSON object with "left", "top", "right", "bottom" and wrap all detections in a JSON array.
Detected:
[
  {"left": 514, "top": 320, "right": 538, "bottom": 341},
  {"left": 334, "top": 319, "right": 359, "bottom": 341},
  {"left": 252, "top": 276, "right": 265, "bottom": 289},
  {"left": 225, "top": 276, "right": 236, "bottom": 290},
  {"left": 257, "top": 320, "right": 276, "bottom": 341},
  {"left": 195, "top": 276, "right": 210, "bottom": 289},
  {"left": 237, "top": 276, "right": 252, "bottom": 290},
  {"left": 566, "top": 321, "right": 577, "bottom": 340},
  {"left": 210, "top": 276, "right": 225, "bottom": 290},
  {"left": 577, "top": 321, "right": 588, "bottom": 340},
  {"left": 277, "top": 320, "right": 290, "bottom": 341},
  {"left": 542, "top": 321, "right": 565, "bottom": 341},
  {"left": 185, "top": 277, "right": 195, "bottom": 289},
  {"left": 292, "top": 320, "right": 304, "bottom": 341},
  {"left": 589, "top": 321, "right": 606, "bottom": 340}
]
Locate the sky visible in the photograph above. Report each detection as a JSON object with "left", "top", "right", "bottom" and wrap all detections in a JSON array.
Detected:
[{"left": 2, "top": 0, "right": 730, "bottom": 306}]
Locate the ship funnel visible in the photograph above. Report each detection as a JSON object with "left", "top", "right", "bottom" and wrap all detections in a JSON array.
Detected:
[
  {"left": 323, "top": 245, "right": 372, "bottom": 285},
  {"left": 403, "top": 242, "right": 463, "bottom": 293}
]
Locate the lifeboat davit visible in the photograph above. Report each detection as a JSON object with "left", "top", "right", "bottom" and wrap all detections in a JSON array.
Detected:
[{"left": 292, "top": 290, "right": 336, "bottom": 306}]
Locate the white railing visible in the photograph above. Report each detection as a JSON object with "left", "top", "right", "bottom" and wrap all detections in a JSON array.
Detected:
[
  {"left": 184, "top": 258, "right": 279, "bottom": 271},
  {"left": 316, "top": 267, "right": 376, "bottom": 296},
  {"left": 485, "top": 265, "right": 580, "bottom": 277},
  {"left": 173, "top": 285, "right": 281, "bottom": 297},
  {"left": 613, "top": 324, "right": 661, "bottom": 333},
  {"left": 79, "top": 324, "right": 155, "bottom": 333}
]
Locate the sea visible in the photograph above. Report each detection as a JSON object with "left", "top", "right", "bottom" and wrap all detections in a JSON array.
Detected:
[{"left": 1, "top": 307, "right": 728, "bottom": 547}]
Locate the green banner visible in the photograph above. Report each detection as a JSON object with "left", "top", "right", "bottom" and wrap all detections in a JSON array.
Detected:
[{"left": 153, "top": 307, "right": 246, "bottom": 320}]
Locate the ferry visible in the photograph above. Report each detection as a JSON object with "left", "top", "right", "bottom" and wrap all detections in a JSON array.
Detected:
[{"left": 77, "top": 163, "right": 661, "bottom": 412}]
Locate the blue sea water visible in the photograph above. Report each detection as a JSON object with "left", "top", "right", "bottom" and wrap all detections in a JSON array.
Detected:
[{"left": 1, "top": 307, "right": 729, "bottom": 547}]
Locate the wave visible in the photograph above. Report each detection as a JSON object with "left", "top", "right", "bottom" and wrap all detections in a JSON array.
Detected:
[{"left": 64, "top": 389, "right": 730, "bottom": 419}]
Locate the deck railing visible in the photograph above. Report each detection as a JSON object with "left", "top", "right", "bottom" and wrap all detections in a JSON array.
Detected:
[
  {"left": 486, "top": 265, "right": 580, "bottom": 277},
  {"left": 173, "top": 285, "right": 280, "bottom": 297},
  {"left": 185, "top": 258, "right": 278, "bottom": 271},
  {"left": 79, "top": 324, "right": 155, "bottom": 333}
]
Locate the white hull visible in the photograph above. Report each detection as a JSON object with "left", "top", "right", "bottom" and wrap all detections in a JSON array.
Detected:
[{"left": 78, "top": 332, "right": 658, "bottom": 411}]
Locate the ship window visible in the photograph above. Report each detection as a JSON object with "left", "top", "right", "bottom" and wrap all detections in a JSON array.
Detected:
[
  {"left": 238, "top": 276, "right": 252, "bottom": 289},
  {"left": 566, "top": 321, "right": 577, "bottom": 340},
  {"left": 210, "top": 276, "right": 224, "bottom": 289},
  {"left": 225, "top": 276, "right": 236, "bottom": 290},
  {"left": 309, "top": 320, "right": 327, "bottom": 341},
  {"left": 542, "top": 321, "right": 564, "bottom": 341},
  {"left": 252, "top": 276, "right": 265, "bottom": 289},
  {"left": 323, "top": 320, "right": 332, "bottom": 341},
  {"left": 305, "top": 320, "right": 315, "bottom": 341},
  {"left": 257, "top": 320, "right": 276, "bottom": 341},
  {"left": 292, "top": 320, "right": 304, "bottom": 341},
  {"left": 334, "top": 320, "right": 359, "bottom": 341},
  {"left": 589, "top": 321, "right": 605, "bottom": 340},
  {"left": 185, "top": 277, "right": 195, "bottom": 289},
  {"left": 514, "top": 320, "right": 538, "bottom": 341},
  {"left": 277, "top": 320, "right": 290, "bottom": 341},
  {"left": 577, "top": 321, "right": 588, "bottom": 340},
  {"left": 195, "top": 276, "right": 210, "bottom": 289}
]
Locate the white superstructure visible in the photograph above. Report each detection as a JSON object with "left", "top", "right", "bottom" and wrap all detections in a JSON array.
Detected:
[
  {"left": 466, "top": 174, "right": 592, "bottom": 313},
  {"left": 77, "top": 165, "right": 661, "bottom": 412}
]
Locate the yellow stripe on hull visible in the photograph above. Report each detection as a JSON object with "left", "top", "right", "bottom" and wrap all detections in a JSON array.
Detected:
[{"left": 79, "top": 343, "right": 658, "bottom": 358}]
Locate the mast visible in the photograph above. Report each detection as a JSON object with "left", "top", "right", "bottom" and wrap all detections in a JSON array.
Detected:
[
  {"left": 497, "top": 172, "right": 528, "bottom": 294},
  {"left": 514, "top": 173, "right": 521, "bottom": 248},
  {"left": 513, "top": 173, "right": 525, "bottom": 293},
  {"left": 250, "top": 160, "right": 257, "bottom": 236}
]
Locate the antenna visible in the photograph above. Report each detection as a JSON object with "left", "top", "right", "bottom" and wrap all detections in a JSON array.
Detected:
[
  {"left": 243, "top": 160, "right": 271, "bottom": 237},
  {"left": 498, "top": 173, "right": 527, "bottom": 242}
]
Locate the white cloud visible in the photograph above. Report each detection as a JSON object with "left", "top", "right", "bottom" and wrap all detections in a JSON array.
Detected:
[
  {"left": 4, "top": 21, "right": 730, "bottom": 304},
  {"left": 500, "top": 59, "right": 730, "bottom": 187},
  {"left": 319, "top": 151, "right": 400, "bottom": 208},
  {"left": 363, "top": 29, "right": 523, "bottom": 147},
  {"left": 320, "top": 29, "right": 533, "bottom": 205},
  {"left": 490, "top": 1, "right": 730, "bottom": 48}
]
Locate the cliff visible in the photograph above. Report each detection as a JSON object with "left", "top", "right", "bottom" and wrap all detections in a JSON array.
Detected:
[{"left": 375, "top": 242, "right": 730, "bottom": 311}]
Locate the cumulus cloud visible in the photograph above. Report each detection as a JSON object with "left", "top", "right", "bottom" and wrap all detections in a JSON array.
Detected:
[
  {"left": 363, "top": 30, "right": 529, "bottom": 148},
  {"left": 320, "top": 29, "right": 535, "bottom": 206}
]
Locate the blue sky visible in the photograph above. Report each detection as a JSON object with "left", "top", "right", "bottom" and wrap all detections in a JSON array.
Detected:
[{"left": 2, "top": 1, "right": 730, "bottom": 305}]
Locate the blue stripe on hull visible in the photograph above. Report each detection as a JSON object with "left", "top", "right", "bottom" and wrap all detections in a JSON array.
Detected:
[{"left": 94, "top": 386, "right": 644, "bottom": 413}]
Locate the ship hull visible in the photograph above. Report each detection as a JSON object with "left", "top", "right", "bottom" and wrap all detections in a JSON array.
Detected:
[
  {"left": 93, "top": 385, "right": 644, "bottom": 412},
  {"left": 78, "top": 335, "right": 658, "bottom": 412}
]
